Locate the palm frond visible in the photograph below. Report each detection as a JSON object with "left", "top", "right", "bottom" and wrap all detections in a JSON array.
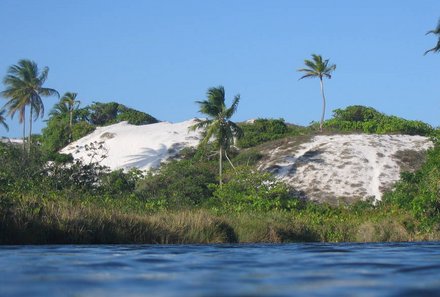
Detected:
[{"left": 224, "top": 94, "right": 240, "bottom": 119}]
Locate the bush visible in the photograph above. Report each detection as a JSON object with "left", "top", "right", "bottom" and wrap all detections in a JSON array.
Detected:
[
  {"left": 383, "top": 144, "right": 440, "bottom": 226},
  {"left": 135, "top": 160, "right": 217, "bottom": 208},
  {"left": 87, "top": 102, "right": 158, "bottom": 126},
  {"left": 325, "top": 105, "right": 433, "bottom": 136},
  {"left": 237, "top": 118, "right": 289, "bottom": 148},
  {"left": 100, "top": 168, "right": 143, "bottom": 196},
  {"left": 209, "top": 166, "right": 296, "bottom": 212}
]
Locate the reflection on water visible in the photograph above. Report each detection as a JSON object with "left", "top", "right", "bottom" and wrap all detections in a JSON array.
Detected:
[{"left": 1, "top": 242, "right": 440, "bottom": 296}]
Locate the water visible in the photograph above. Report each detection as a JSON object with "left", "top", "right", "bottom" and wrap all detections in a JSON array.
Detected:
[{"left": 1, "top": 242, "right": 440, "bottom": 297}]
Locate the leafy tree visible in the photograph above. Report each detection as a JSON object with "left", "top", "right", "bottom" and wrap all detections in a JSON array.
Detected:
[
  {"left": 1, "top": 60, "right": 59, "bottom": 150},
  {"left": 425, "top": 19, "right": 440, "bottom": 55},
  {"left": 298, "top": 54, "right": 336, "bottom": 132},
  {"left": 190, "top": 86, "right": 243, "bottom": 186},
  {"left": 87, "top": 102, "right": 158, "bottom": 126},
  {"left": 0, "top": 109, "right": 8, "bottom": 131}
]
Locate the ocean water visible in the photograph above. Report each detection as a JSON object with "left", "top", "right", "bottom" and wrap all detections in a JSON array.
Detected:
[{"left": 1, "top": 242, "right": 440, "bottom": 297}]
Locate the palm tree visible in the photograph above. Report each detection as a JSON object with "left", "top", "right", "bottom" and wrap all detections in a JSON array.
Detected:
[
  {"left": 298, "top": 54, "right": 336, "bottom": 132},
  {"left": 425, "top": 19, "right": 440, "bottom": 55},
  {"left": 0, "top": 109, "right": 8, "bottom": 131},
  {"left": 1, "top": 59, "right": 59, "bottom": 149},
  {"left": 60, "top": 92, "right": 80, "bottom": 141},
  {"left": 190, "top": 86, "right": 243, "bottom": 186}
]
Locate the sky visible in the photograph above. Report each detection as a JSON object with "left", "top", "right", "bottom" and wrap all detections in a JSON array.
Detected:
[{"left": 0, "top": 0, "right": 439, "bottom": 138}]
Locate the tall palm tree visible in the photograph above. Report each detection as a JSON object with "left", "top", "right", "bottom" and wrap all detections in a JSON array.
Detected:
[
  {"left": 298, "top": 54, "right": 336, "bottom": 132},
  {"left": 0, "top": 109, "right": 9, "bottom": 131},
  {"left": 60, "top": 92, "right": 80, "bottom": 141},
  {"left": 1, "top": 59, "right": 59, "bottom": 149},
  {"left": 190, "top": 86, "right": 243, "bottom": 186},
  {"left": 425, "top": 19, "right": 440, "bottom": 55}
]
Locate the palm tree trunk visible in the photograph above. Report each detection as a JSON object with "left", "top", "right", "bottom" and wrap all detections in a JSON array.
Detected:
[
  {"left": 319, "top": 77, "right": 326, "bottom": 132},
  {"left": 69, "top": 110, "right": 73, "bottom": 142},
  {"left": 28, "top": 105, "right": 33, "bottom": 152},
  {"left": 219, "top": 146, "right": 223, "bottom": 187},
  {"left": 22, "top": 109, "right": 26, "bottom": 152}
]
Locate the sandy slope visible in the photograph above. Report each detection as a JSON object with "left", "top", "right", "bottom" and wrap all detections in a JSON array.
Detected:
[
  {"left": 61, "top": 120, "right": 433, "bottom": 203},
  {"left": 61, "top": 119, "right": 201, "bottom": 171},
  {"left": 259, "top": 134, "right": 433, "bottom": 203}
]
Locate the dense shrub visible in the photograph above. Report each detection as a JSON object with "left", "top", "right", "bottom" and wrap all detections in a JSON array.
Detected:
[
  {"left": 100, "top": 168, "right": 143, "bottom": 196},
  {"left": 237, "top": 119, "right": 289, "bottom": 148},
  {"left": 135, "top": 160, "right": 217, "bottom": 208},
  {"left": 87, "top": 102, "right": 158, "bottom": 126},
  {"left": 325, "top": 105, "right": 433, "bottom": 135},
  {"left": 209, "top": 166, "right": 297, "bottom": 212},
  {"left": 383, "top": 144, "right": 440, "bottom": 226}
]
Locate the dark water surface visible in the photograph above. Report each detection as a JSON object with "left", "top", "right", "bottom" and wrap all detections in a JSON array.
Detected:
[{"left": 1, "top": 242, "right": 440, "bottom": 297}]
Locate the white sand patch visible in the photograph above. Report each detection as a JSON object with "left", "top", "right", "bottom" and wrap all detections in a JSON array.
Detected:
[
  {"left": 1, "top": 137, "right": 24, "bottom": 144},
  {"left": 260, "top": 134, "right": 433, "bottom": 202},
  {"left": 61, "top": 119, "right": 201, "bottom": 171}
]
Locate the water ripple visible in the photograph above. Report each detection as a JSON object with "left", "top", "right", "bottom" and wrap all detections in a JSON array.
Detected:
[{"left": 1, "top": 242, "right": 440, "bottom": 297}]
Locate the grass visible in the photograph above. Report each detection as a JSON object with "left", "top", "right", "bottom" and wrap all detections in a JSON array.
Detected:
[{"left": 2, "top": 193, "right": 439, "bottom": 244}]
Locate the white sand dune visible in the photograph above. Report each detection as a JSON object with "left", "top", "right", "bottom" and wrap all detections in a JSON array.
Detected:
[
  {"left": 61, "top": 119, "right": 201, "bottom": 171},
  {"left": 259, "top": 134, "right": 433, "bottom": 203},
  {"left": 61, "top": 119, "right": 433, "bottom": 203}
]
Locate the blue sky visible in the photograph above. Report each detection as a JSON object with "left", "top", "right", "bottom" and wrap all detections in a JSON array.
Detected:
[{"left": 0, "top": 0, "right": 439, "bottom": 137}]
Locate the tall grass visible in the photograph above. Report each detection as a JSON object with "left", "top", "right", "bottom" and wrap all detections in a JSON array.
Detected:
[{"left": 2, "top": 194, "right": 439, "bottom": 244}]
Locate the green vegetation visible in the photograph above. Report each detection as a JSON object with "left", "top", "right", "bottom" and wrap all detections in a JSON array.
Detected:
[
  {"left": 1, "top": 59, "right": 59, "bottom": 150},
  {"left": 298, "top": 54, "right": 336, "bottom": 132},
  {"left": 324, "top": 105, "right": 434, "bottom": 135},
  {"left": 238, "top": 119, "right": 288, "bottom": 148},
  {"left": 190, "top": 86, "right": 243, "bottom": 187},
  {"left": 41, "top": 101, "right": 158, "bottom": 154},
  {"left": 1, "top": 120, "right": 439, "bottom": 244},
  {"left": 0, "top": 59, "right": 438, "bottom": 244}
]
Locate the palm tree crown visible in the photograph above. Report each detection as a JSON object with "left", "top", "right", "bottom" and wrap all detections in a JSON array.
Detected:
[
  {"left": 59, "top": 92, "right": 80, "bottom": 142},
  {"left": 1, "top": 59, "right": 59, "bottom": 147},
  {"left": 190, "top": 86, "right": 243, "bottom": 186},
  {"left": 298, "top": 54, "right": 336, "bottom": 132},
  {"left": 298, "top": 54, "right": 336, "bottom": 80},
  {"left": 425, "top": 19, "right": 440, "bottom": 55}
]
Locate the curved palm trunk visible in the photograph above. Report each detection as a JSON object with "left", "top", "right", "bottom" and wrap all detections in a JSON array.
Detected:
[
  {"left": 219, "top": 146, "right": 223, "bottom": 187},
  {"left": 319, "top": 77, "right": 326, "bottom": 132}
]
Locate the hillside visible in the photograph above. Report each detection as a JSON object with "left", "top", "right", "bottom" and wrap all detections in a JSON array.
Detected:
[
  {"left": 61, "top": 118, "right": 433, "bottom": 204},
  {"left": 61, "top": 119, "right": 201, "bottom": 171},
  {"left": 258, "top": 134, "right": 433, "bottom": 203}
]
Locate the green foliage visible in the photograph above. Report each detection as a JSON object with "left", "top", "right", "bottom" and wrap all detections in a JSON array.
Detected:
[
  {"left": 41, "top": 119, "right": 95, "bottom": 154},
  {"left": 71, "top": 121, "right": 96, "bottom": 141},
  {"left": 100, "top": 168, "right": 143, "bottom": 196},
  {"left": 231, "top": 148, "right": 263, "bottom": 166},
  {"left": 87, "top": 102, "right": 158, "bottom": 126},
  {"left": 325, "top": 105, "right": 433, "bottom": 135},
  {"left": 237, "top": 119, "right": 289, "bottom": 148},
  {"left": 41, "top": 116, "right": 70, "bottom": 153},
  {"left": 383, "top": 144, "right": 440, "bottom": 226},
  {"left": 209, "top": 166, "right": 296, "bottom": 212},
  {"left": 40, "top": 100, "right": 155, "bottom": 155},
  {"left": 135, "top": 160, "right": 217, "bottom": 208},
  {"left": 117, "top": 105, "right": 158, "bottom": 125}
]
